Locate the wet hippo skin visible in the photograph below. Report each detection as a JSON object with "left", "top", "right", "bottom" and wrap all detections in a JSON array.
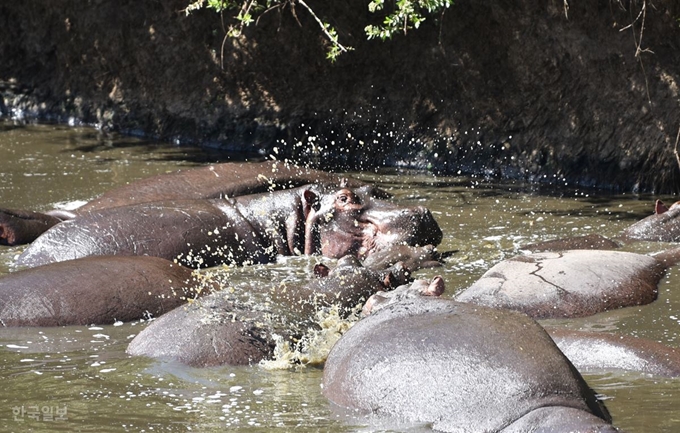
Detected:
[
  {"left": 16, "top": 198, "right": 277, "bottom": 269},
  {"left": 455, "top": 249, "right": 666, "bottom": 319},
  {"left": 0, "top": 208, "right": 63, "bottom": 246},
  {"left": 547, "top": 328, "right": 680, "bottom": 377},
  {"left": 323, "top": 297, "right": 618, "bottom": 432},
  {"left": 17, "top": 185, "right": 442, "bottom": 270},
  {"left": 79, "top": 161, "right": 371, "bottom": 212},
  {"left": 0, "top": 256, "right": 208, "bottom": 327},
  {"left": 127, "top": 256, "right": 409, "bottom": 367},
  {"left": 619, "top": 200, "right": 680, "bottom": 242}
]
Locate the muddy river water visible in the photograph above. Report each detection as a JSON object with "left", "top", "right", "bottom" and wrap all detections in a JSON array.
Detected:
[{"left": 0, "top": 121, "right": 678, "bottom": 432}]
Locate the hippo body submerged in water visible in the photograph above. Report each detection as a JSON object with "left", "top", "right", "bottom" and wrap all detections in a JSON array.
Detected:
[
  {"left": 619, "top": 200, "right": 680, "bottom": 242},
  {"left": 323, "top": 295, "right": 619, "bottom": 432},
  {"left": 0, "top": 256, "right": 209, "bottom": 327},
  {"left": 17, "top": 185, "right": 442, "bottom": 269},
  {"left": 524, "top": 200, "right": 680, "bottom": 254},
  {"left": 127, "top": 257, "right": 411, "bottom": 367},
  {"left": 456, "top": 247, "right": 680, "bottom": 319},
  {"left": 455, "top": 249, "right": 666, "bottom": 319},
  {"left": 0, "top": 161, "right": 372, "bottom": 246},
  {"left": 547, "top": 328, "right": 680, "bottom": 378},
  {"left": 78, "top": 161, "right": 371, "bottom": 212}
]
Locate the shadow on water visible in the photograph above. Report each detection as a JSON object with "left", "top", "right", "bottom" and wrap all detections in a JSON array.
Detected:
[{"left": 1, "top": 119, "right": 265, "bottom": 165}]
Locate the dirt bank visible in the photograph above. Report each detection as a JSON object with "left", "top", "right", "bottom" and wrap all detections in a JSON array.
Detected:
[{"left": 1, "top": 1, "right": 679, "bottom": 192}]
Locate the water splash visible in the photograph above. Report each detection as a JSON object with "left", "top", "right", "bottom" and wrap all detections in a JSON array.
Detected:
[{"left": 259, "top": 304, "right": 362, "bottom": 370}]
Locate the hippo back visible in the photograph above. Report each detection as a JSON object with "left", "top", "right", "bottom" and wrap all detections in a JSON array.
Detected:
[
  {"left": 456, "top": 250, "right": 663, "bottom": 319},
  {"left": 323, "top": 298, "right": 611, "bottom": 432},
  {"left": 619, "top": 200, "right": 680, "bottom": 242},
  {"left": 79, "top": 161, "right": 360, "bottom": 212}
]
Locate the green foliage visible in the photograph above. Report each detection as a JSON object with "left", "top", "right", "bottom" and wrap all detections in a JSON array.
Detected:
[
  {"left": 186, "top": 0, "right": 452, "bottom": 61},
  {"left": 365, "top": 0, "right": 452, "bottom": 41}
]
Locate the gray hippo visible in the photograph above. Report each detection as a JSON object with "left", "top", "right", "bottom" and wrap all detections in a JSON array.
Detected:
[
  {"left": 0, "top": 161, "right": 373, "bottom": 246},
  {"left": 455, "top": 248, "right": 680, "bottom": 319},
  {"left": 357, "top": 243, "right": 448, "bottom": 270},
  {"left": 323, "top": 295, "right": 618, "bottom": 432},
  {"left": 619, "top": 199, "right": 680, "bottom": 242},
  {"left": 126, "top": 256, "right": 410, "bottom": 367},
  {"left": 79, "top": 160, "right": 375, "bottom": 212},
  {"left": 547, "top": 328, "right": 680, "bottom": 378},
  {"left": 0, "top": 256, "right": 211, "bottom": 326},
  {"left": 361, "top": 275, "right": 445, "bottom": 315},
  {"left": 17, "top": 185, "right": 442, "bottom": 269}
]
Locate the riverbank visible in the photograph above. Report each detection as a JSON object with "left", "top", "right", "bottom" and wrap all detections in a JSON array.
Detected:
[{"left": 1, "top": 0, "right": 679, "bottom": 192}]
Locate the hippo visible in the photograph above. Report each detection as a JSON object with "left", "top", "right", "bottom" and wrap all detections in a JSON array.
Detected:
[
  {"left": 0, "top": 256, "right": 211, "bottom": 327},
  {"left": 126, "top": 256, "right": 410, "bottom": 367},
  {"left": 303, "top": 187, "right": 442, "bottom": 259},
  {"left": 269, "top": 256, "right": 411, "bottom": 320},
  {"left": 0, "top": 208, "right": 64, "bottom": 246},
  {"left": 454, "top": 248, "right": 680, "bottom": 319},
  {"left": 619, "top": 199, "right": 680, "bottom": 242},
  {"left": 78, "top": 160, "right": 375, "bottom": 212},
  {"left": 547, "top": 328, "right": 680, "bottom": 378},
  {"left": 361, "top": 275, "right": 445, "bottom": 315},
  {"left": 359, "top": 244, "right": 449, "bottom": 270},
  {"left": 16, "top": 197, "right": 276, "bottom": 269},
  {"left": 0, "top": 161, "right": 375, "bottom": 246},
  {"left": 323, "top": 295, "right": 618, "bottom": 432},
  {"left": 17, "top": 185, "right": 442, "bottom": 270}
]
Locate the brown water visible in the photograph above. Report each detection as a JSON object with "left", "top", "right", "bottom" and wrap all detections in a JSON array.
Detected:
[{"left": 0, "top": 120, "right": 678, "bottom": 432}]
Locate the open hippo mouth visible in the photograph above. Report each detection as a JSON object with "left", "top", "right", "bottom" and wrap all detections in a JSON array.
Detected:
[{"left": 305, "top": 188, "right": 443, "bottom": 260}]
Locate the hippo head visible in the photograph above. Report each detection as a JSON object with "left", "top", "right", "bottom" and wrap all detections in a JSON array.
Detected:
[
  {"left": 313, "top": 255, "right": 412, "bottom": 289},
  {"left": 303, "top": 187, "right": 443, "bottom": 260},
  {"left": 362, "top": 276, "right": 445, "bottom": 316},
  {"left": 620, "top": 200, "right": 680, "bottom": 242},
  {"left": 295, "top": 255, "right": 412, "bottom": 318}
]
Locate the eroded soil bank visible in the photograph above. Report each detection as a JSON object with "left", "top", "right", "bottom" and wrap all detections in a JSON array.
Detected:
[{"left": 1, "top": 0, "right": 679, "bottom": 192}]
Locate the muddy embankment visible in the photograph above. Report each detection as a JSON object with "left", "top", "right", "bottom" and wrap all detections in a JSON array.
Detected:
[{"left": 1, "top": 1, "right": 679, "bottom": 192}]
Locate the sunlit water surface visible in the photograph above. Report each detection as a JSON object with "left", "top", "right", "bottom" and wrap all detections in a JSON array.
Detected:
[{"left": 0, "top": 121, "right": 678, "bottom": 432}]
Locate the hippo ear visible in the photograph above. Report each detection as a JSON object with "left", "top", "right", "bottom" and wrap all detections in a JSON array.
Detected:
[
  {"left": 383, "top": 272, "right": 395, "bottom": 288},
  {"left": 423, "top": 276, "right": 445, "bottom": 297},
  {"left": 386, "top": 262, "right": 411, "bottom": 287},
  {"left": 339, "top": 178, "right": 348, "bottom": 188},
  {"left": 313, "top": 263, "right": 330, "bottom": 278},
  {"left": 303, "top": 190, "right": 320, "bottom": 212},
  {"left": 655, "top": 200, "right": 669, "bottom": 215}
]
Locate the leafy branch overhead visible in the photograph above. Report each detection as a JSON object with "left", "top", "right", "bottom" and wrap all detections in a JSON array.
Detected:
[{"left": 185, "top": 0, "right": 453, "bottom": 61}]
